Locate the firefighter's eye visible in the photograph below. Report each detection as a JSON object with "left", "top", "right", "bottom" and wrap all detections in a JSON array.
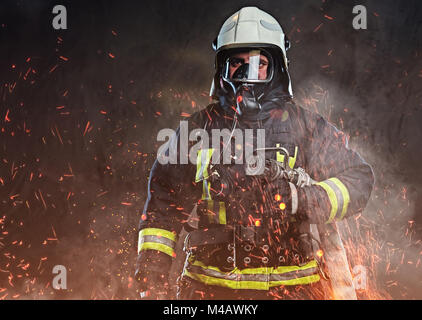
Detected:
[
  {"left": 229, "top": 58, "right": 243, "bottom": 68},
  {"left": 259, "top": 59, "right": 269, "bottom": 68}
]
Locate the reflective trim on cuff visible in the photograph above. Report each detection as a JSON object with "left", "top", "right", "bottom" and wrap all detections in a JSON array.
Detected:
[
  {"left": 317, "top": 177, "right": 351, "bottom": 223},
  {"left": 329, "top": 177, "right": 350, "bottom": 220},
  {"left": 138, "top": 242, "right": 176, "bottom": 258},
  {"left": 316, "top": 181, "right": 338, "bottom": 224},
  {"left": 138, "top": 228, "right": 177, "bottom": 257},
  {"left": 139, "top": 228, "right": 176, "bottom": 242}
]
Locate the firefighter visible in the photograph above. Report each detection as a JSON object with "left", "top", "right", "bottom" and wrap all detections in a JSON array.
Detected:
[{"left": 135, "top": 6, "right": 374, "bottom": 300}]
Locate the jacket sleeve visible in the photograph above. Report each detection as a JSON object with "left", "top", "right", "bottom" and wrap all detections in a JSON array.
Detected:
[
  {"left": 135, "top": 124, "right": 199, "bottom": 279},
  {"left": 297, "top": 115, "right": 375, "bottom": 225}
]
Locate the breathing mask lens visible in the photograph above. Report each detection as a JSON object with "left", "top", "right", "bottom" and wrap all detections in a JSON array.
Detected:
[{"left": 222, "top": 49, "right": 273, "bottom": 84}]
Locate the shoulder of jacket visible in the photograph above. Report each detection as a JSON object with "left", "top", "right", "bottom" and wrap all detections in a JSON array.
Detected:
[
  {"left": 286, "top": 101, "right": 328, "bottom": 132},
  {"left": 295, "top": 103, "right": 345, "bottom": 138},
  {"left": 188, "top": 102, "right": 224, "bottom": 128}
]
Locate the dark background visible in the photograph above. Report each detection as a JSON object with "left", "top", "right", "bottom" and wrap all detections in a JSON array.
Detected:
[{"left": 0, "top": 0, "right": 421, "bottom": 299}]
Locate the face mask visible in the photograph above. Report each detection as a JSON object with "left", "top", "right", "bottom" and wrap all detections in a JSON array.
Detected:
[
  {"left": 235, "top": 83, "right": 262, "bottom": 116},
  {"left": 221, "top": 49, "right": 274, "bottom": 116}
]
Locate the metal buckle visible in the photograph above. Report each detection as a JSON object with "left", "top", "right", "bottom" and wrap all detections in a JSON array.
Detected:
[{"left": 244, "top": 244, "right": 252, "bottom": 252}]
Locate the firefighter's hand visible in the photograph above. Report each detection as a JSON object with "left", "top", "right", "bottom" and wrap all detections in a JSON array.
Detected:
[
  {"left": 266, "top": 176, "right": 294, "bottom": 215},
  {"left": 137, "top": 270, "right": 171, "bottom": 300},
  {"left": 209, "top": 163, "right": 250, "bottom": 197}
]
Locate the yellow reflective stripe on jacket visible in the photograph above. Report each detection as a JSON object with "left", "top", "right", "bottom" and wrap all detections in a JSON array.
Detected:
[
  {"left": 196, "top": 149, "right": 214, "bottom": 200},
  {"left": 195, "top": 149, "right": 214, "bottom": 182},
  {"left": 184, "top": 272, "right": 320, "bottom": 290},
  {"left": 219, "top": 201, "right": 226, "bottom": 225},
  {"left": 269, "top": 275, "right": 320, "bottom": 287},
  {"left": 316, "top": 181, "right": 338, "bottom": 223},
  {"left": 205, "top": 200, "right": 227, "bottom": 225},
  {"left": 317, "top": 177, "right": 350, "bottom": 223},
  {"left": 191, "top": 258, "right": 317, "bottom": 274},
  {"left": 329, "top": 177, "right": 350, "bottom": 219},
  {"left": 138, "top": 242, "right": 175, "bottom": 257},
  {"left": 276, "top": 143, "right": 285, "bottom": 164},
  {"left": 207, "top": 200, "right": 214, "bottom": 224},
  {"left": 139, "top": 227, "right": 176, "bottom": 242},
  {"left": 184, "top": 259, "right": 320, "bottom": 290},
  {"left": 289, "top": 146, "right": 298, "bottom": 169},
  {"left": 138, "top": 228, "right": 177, "bottom": 257},
  {"left": 202, "top": 179, "right": 212, "bottom": 200}
]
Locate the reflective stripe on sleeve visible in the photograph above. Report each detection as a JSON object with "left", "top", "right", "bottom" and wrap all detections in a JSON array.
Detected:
[
  {"left": 316, "top": 181, "right": 338, "bottom": 224},
  {"left": 317, "top": 177, "right": 350, "bottom": 223},
  {"left": 329, "top": 177, "right": 350, "bottom": 219},
  {"left": 139, "top": 227, "right": 176, "bottom": 241},
  {"left": 138, "top": 228, "right": 177, "bottom": 257},
  {"left": 138, "top": 242, "right": 176, "bottom": 257}
]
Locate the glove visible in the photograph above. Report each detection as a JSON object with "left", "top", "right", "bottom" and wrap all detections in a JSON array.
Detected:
[
  {"left": 209, "top": 163, "right": 250, "bottom": 198},
  {"left": 265, "top": 175, "right": 294, "bottom": 216},
  {"left": 137, "top": 270, "right": 170, "bottom": 300},
  {"left": 135, "top": 250, "right": 171, "bottom": 300}
]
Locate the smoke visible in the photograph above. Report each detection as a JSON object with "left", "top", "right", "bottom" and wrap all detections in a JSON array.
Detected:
[
  {"left": 294, "top": 75, "right": 421, "bottom": 299},
  {"left": 0, "top": 0, "right": 421, "bottom": 299}
]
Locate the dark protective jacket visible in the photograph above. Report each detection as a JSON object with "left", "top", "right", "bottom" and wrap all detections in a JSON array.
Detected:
[{"left": 136, "top": 98, "right": 374, "bottom": 293}]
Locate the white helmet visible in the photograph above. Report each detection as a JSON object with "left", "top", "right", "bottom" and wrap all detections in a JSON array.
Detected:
[{"left": 210, "top": 6, "right": 292, "bottom": 100}]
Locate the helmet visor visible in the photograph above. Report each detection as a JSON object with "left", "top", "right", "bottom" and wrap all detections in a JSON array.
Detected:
[{"left": 222, "top": 49, "right": 274, "bottom": 84}]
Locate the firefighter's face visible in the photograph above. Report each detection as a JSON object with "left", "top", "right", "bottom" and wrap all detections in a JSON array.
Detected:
[{"left": 228, "top": 52, "right": 269, "bottom": 80}]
